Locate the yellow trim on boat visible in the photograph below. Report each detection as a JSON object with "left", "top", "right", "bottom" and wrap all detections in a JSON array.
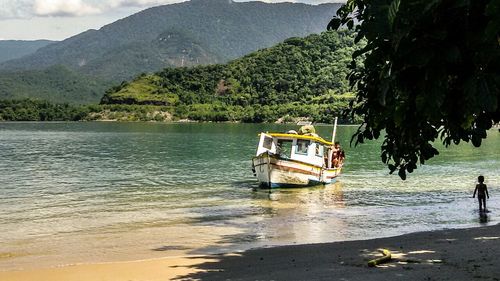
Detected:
[{"left": 262, "top": 133, "right": 333, "bottom": 146}]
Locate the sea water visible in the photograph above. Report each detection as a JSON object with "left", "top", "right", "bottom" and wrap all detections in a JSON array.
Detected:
[{"left": 0, "top": 122, "right": 498, "bottom": 270}]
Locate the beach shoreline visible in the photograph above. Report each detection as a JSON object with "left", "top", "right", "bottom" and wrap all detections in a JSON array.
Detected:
[{"left": 1, "top": 223, "right": 499, "bottom": 281}]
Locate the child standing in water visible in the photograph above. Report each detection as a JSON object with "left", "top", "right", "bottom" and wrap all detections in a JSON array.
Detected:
[{"left": 473, "top": 176, "right": 490, "bottom": 212}]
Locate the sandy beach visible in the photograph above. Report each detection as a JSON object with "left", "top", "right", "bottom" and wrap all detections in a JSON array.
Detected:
[{"left": 1, "top": 223, "right": 499, "bottom": 281}]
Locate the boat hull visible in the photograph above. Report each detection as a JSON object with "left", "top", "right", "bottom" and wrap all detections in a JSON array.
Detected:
[{"left": 252, "top": 154, "right": 341, "bottom": 188}]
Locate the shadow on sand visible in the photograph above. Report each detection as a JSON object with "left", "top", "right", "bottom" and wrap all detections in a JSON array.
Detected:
[{"left": 170, "top": 224, "right": 500, "bottom": 281}]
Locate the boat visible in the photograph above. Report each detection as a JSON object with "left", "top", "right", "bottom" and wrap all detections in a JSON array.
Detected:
[{"left": 251, "top": 118, "right": 344, "bottom": 188}]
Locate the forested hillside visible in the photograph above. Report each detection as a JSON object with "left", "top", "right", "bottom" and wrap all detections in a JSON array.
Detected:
[
  {"left": 101, "top": 31, "right": 360, "bottom": 123},
  {"left": 0, "top": 40, "right": 55, "bottom": 63},
  {"left": 0, "top": 65, "right": 110, "bottom": 104}
]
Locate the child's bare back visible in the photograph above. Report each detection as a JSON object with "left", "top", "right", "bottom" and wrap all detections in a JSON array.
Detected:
[{"left": 475, "top": 183, "right": 488, "bottom": 198}]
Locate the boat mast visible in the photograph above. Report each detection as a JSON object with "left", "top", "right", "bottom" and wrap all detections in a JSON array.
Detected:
[{"left": 331, "top": 117, "right": 338, "bottom": 144}]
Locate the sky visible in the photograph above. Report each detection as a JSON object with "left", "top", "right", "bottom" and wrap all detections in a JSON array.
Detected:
[{"left": 0, "top": 0, "right": 345, "bottom": 41}]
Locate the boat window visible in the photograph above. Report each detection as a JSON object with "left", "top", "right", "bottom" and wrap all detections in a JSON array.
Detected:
[
  {"left": 315, "top": 143, "right": 324, "bottom": 157},
  {"left": 262, "top": 136, "right": 273, "bottom": 150},
  {"left": 277, "top": 139, "right": 293, "bottom": 158},
  {"left": 295, "top": 139, "right": 309, "bottom": 155}
]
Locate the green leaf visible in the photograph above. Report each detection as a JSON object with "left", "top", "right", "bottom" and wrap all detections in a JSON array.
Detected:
[
  {"left": 471, "top": 134, "right": 482, "bottom": 147},
  {"left": 398, "top": 167, "right": 407, "bottom": 180},
  {"left": 381, "top": 152, "right": 388, "bottom": 163},
  {"left": 388, "top": 0, "right": 400, "bottom": 27},
  {"left": 347, "top": 19, "right": 354, "bottom": 30},
  {"left": 357, "top": 133, "right": 365, "bottom": 144},
  {"left": 388, "top": 164, "right": 397, "bottom": 173},
  {"left": 327, "top": 18, "right": 341, "bottom": 30}
]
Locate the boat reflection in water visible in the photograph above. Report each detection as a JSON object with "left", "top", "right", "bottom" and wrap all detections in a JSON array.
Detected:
[{"left": 248, "top": 181, "right": 349, "bottom": 245}]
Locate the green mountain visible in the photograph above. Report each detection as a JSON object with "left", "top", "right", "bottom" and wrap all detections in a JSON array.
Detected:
[
  {"left": 0, "top": 0, "right": 340, "bottom": 82},
  {"left": 101, "top": 30, "right": 359, "bottom": 123},
  {"left": 0, "top": 40, "right": 55, "bottom": 63},
  {"left": 0, "top": 65, "right": 110, "bottom": 104}
]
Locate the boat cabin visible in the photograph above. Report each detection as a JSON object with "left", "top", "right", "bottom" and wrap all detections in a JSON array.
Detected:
[{"left": 256, "top": 133, "right": 332, "bottom": 168}]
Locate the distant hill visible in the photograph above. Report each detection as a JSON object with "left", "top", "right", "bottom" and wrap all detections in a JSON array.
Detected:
[
  {"left": 0, "top": 0, "right": 340, "bottom": 82},
  {"left": 101, "top": 31, "right": 359, "bottom": 123},
  {"left": 0, "top": 40, "right": 55, "bottom": 63},
  {"left": 0, "top": 65, "right": 111, "bottom": 104}
]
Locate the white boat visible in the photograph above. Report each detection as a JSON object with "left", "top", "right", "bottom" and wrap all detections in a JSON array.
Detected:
[{"left": 251, "top": 120, "right": 344, "bottom": 188}]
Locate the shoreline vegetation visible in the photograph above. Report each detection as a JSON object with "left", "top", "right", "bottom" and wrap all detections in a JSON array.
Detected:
[
  {"left": 0, "top": 99, "right": 355, "bottom": 124},
  {"left": 1, "top": 223, "right": 498, "bottom": 281}
]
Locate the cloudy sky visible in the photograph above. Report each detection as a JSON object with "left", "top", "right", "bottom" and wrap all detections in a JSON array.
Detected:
[{"left": 0, "top": 0, "right": 344, "bottom": 41}]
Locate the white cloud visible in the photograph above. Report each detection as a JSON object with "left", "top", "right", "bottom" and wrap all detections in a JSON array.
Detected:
[
  {"left": 34, "top": 0, "right": 102, "bottom": 17},
  {"left": 0, "top": 0, "right": 33, "bottom": 19},
  {"left": 0, "top": 0, "right": 183, "bottom": 18},
  {"left": 108, "top": 0, "right": 182, "bottom": 9}
]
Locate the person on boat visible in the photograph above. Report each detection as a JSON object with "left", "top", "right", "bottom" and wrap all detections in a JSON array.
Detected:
[
  {"left": 326, "top": 144, "right": 338, "bottom": 168},
  {"left": 333, "top": 142, "right": 345, "bottom": 167},
  {"left": 473, "top": 176, "right": 490, "bottom": 212},
  {"left": 331, "top": 149, "right": 339, "bottom": 168},
  {"left": 335, "top": 141, "right": 345, "bottom": 165}
]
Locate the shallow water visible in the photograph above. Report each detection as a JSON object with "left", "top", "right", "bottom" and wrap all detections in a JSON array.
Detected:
[{"left": 0, "top": 122, "right": 498, "bottom": 270}]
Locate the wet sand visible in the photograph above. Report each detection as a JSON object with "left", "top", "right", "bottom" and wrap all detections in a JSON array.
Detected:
[{"left": 1, "top": 223, "right": 499, "bottom": 281}]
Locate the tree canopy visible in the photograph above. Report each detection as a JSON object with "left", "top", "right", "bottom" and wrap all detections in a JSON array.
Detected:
[{"left": 329, "top": 0, "right": 500, "bottom": 179}]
